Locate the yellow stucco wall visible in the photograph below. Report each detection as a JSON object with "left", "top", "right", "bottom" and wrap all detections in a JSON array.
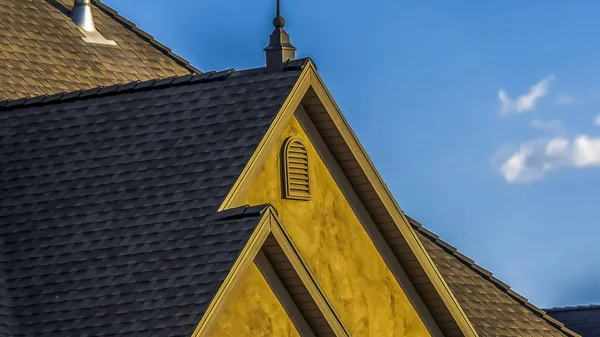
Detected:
[
  {"left": 210, "top": 262, "right": 300, "bottom": 337},
  {"left": 233, "top": 115, "right": 431, "bottom": 337}
]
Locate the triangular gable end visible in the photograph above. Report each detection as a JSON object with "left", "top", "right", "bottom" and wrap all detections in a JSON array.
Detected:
[
  {"left": 192, "top": 207, "right": 349, "bottom": 337},
  {"left": 209, "top": 261, "right": 301, "bottom": 337},
  {"left": 220, "top": 61, "right": 478, "bottom": 337}
]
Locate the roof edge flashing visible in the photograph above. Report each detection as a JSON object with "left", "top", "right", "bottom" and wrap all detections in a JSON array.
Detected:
[{"left": 81, "top": 29, "right": 117, "bottom": 46}]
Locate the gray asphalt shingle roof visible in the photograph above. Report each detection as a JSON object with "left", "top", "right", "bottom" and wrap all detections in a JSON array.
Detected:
[
  {"left": 0, "top": 62, "right": 306, "bottom": 336},
  {"left": 547, "top": 305, "right": 600, "bottom": 337}
]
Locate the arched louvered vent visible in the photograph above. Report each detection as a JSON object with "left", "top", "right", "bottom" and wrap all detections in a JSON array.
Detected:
[{"left": 282, "top": 137, "right": 310, "bottom": 200}]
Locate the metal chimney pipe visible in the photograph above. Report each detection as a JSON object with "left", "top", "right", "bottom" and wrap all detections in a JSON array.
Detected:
[{"left": 71, "top": 0, "right": 96, "bottom": 33}]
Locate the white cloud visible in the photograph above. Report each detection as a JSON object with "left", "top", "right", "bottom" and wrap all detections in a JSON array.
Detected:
[
  {"left": 531, "top": 119, "right": 565, "bottom": 134},
  {"left": 500, "top": 145, "right": 539, "bottom": 183},
  {"left": 498, "top": 90, "right": 514, "bottom": 114},
  {"left": 553, "top": 94, "right": 575, "bottom": 106},
  {"left": 595, "top": 115, "right": 600, "bottom": 126},
  {"left": 573, "top": 135, "right": 600, "bottom": 167},
  {"left": 498, "top": 135, "right": 600, "bottom": 183},
  {"left": 498, "top": 75, "right": 556, "bottom": 115}
]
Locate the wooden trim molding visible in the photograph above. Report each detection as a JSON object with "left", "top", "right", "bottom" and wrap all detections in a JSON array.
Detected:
[
  {"left": 192, "top": 207, "right": 349, "bottom": 337},
  {"left": 255, "top": 250, "right": 316, "bottom": 337},
  {"left": 307, "top": 70, "right": 479, "bottom": 337},
  {"left": 191, "top": 215, "right": 271, "bottom": 337},
  {"left": 295, "top": 106, "right": 444, "bottom": 337}
]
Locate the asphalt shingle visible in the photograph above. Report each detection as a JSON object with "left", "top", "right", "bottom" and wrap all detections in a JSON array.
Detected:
[
  {"left": 0, "top": 0, "right": 197, "bottom": 101},
  {"left": 0, "top": 64, "right": 304, "bottom": 337},
  {"left": 547, "top": 306, "right": 600, "bottom": 337},
  {"left": 409, "top": 216, "right": 576, "bottom": 337}
]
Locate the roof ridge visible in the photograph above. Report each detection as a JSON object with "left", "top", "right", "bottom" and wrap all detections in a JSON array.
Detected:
[
  {"left": 0, "top": 58, "right": 310, "bottom": 111},
  {"left": 0, "top": 69, "right": 234, "bottom": 111},
  {"left": 91, "top": 0, "right": 201, "bottom": 74},
  {"left": 405, "top": 215, "right": 581, "bottom": 337},
  {"left": 546, "top": 304, "right": 600, "bottom": 312}
]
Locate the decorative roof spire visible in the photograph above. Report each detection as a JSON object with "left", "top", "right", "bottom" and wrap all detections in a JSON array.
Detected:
[{"left": 265, "top": 0, "right": 296, "bottom": 71}]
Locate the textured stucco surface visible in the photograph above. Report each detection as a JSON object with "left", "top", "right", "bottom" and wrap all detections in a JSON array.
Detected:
[
  {"left": 235, "top": 115, "right": 430, "bottom": 337},
  {"left": 210, "top": 263, "right": 300, "bottom": 337}
]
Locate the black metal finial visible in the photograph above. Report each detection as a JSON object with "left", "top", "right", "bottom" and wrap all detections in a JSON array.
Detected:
[
  {"left": 273, "top": 0, "right": 286, "bottom": 28},
  {"left": 265, "top": 0, "right": 295, "bottom": 71}
]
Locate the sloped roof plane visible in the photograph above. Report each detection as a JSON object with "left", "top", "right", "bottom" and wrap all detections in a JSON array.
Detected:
[
  {"left": 410, "top": 217, "right": 578, "bottom": 337},
  {"left": 0, "top": 63, "right": 305, "bottom": 336},
  {"left": 0, "top": 0, "right": 198, "bottom": 101},
  {"left": 546, "top": 305, "right": 600, "bottom": 337}
]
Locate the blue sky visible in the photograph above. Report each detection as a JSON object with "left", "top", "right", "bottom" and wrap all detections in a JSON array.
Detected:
[{"left": 103, "top": 0, "right": 600, "bottom": 308}]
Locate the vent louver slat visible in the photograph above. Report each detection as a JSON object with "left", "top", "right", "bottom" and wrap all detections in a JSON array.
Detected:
[{"left": 283, "top": 137, "right": 310, "bottom": 200}]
